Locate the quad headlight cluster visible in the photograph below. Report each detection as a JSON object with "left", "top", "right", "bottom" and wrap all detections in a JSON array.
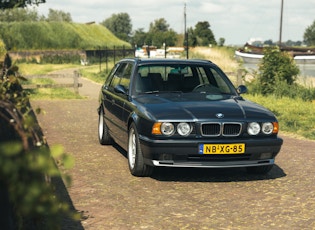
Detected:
[
  {"left": 247, "top": 122, "right": 279, "bottom": 135},
  {"left": 152, "top": 121, "right": 278, "bottom": 136},
  {"left": 152, "top": 122, "right": 192, "bottom": 136}
]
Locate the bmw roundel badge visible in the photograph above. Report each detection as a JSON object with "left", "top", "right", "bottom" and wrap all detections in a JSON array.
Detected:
[{"left": 216, "top": 113, "right": 224, "bottom": 118}]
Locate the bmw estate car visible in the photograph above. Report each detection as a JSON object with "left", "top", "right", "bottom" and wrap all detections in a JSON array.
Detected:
[{"left": 98, "top": 58, "right": 283, "bottom": 177}]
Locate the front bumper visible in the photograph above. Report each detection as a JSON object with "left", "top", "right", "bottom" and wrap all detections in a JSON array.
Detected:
[{"left": 139, "top": 136, "right": 283, "bottom": 168}]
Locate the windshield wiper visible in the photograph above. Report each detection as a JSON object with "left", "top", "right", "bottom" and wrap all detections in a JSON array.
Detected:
[
  {"left": 143, "top": 90, "right": 183, "bottom": 94},
  {"left": 143, "top": 90, "right": 160, "bottom": 94},
  {"left": 231, "top": 95, "right": 243, "bottom": 101}
]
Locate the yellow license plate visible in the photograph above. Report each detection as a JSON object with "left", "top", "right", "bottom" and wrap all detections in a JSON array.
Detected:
[{"left": 199, "top": 144, "right": 245, "bottom": 154}]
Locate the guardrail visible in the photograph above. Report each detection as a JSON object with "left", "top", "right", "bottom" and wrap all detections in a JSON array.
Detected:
[{"left": 22, "top": 70, "right": 82, "bottom": 94}]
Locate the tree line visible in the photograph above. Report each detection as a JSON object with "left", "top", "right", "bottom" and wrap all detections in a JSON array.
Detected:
[
  {"left": 0, "top": 8, "right": 218, "bottom": 49},
  {"left": 101, "top": 12, "right": 218, "bottom": 48},
  {"left": 2, "top": 4, "right": 315, "bottom": 48},
  {"left": 2, "top": 7, "right": 315, "bottom": 48}
]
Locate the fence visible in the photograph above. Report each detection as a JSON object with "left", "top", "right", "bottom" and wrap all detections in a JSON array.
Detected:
[
  {"left": 85, "top": 46, "right": 135, "bottom": 62},
  {"left": 22, "top": 71, "right": 82, "bottom": 94},
  {"left": 85, "top": 46, "right": 135, "bottom": 72}
]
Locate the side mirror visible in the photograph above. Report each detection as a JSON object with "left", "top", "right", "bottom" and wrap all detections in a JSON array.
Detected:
[
  {"left": 114, "top": 84, "right": 128, "bottom": 95},
  {"left": 237, "top": 85, "right": 247, "bottom": 94}
]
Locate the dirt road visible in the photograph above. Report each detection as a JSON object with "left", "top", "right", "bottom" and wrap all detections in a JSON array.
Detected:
[{"left": 31, "top": 75, "right": 315, "bottom": 229}]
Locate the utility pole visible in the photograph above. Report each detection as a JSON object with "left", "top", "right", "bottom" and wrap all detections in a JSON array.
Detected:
[
  {"left": 184, "top": 3, "right": 189, "bottom": 59},
  {"left": 279, "top": 0, "right": 284, "bottom": 47}
]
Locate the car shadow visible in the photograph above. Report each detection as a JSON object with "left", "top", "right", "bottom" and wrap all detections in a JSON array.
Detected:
[
  {"left": 113, "top": 144, "right": 286, "bottom": 182},
  {"left": 151, "top": 165, "right": 286, "bottom": 182}
]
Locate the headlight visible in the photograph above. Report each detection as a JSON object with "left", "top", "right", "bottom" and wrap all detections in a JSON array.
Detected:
[
  {"left": 160, "top": 122, "right": 175, "bottom": 136},
  {"left": 262, "top": 122, "right": 274, "bottom": 135},
  {"left": 177, "top": 122, "right": 192, "bottom": 136},
  {"left": 248, "top": 122, "right": 260, "bottom": 135}
]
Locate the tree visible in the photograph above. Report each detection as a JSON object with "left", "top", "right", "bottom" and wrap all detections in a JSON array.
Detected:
[
  {"left": 194, "top": 21, "right": 216, "bottom": 46},
  {"left": 264, "top": 39, "right": 274, "bottom": 46},
  {"left": 0, "top": 0, "right": 45, "bottom": 9},
  {"left": 0, "top": 7, "right": 40, "bottom": 21},
  {"left": 131, "top": 28, "right": 147, "bottom": 47},
  {"left": 149, "top": 18, "right": 169, "bottom": 32},
  {"left": 218, "top": 37, "right": 225, "bottom": 47},
  {"left": 101, "top": 13, "right": 132, "bottom": 42},
  {"left": 187, "top": 27, "right": 197, "bottom": 47},
  {"left": 304, "top": 20, "right": 315, "bottom": 46},
  {"left": 46, "top": 9, "right": 72, "bottom": 22},
  {"left": 146, "top": 18, "right": 178, "bottom": 47}
]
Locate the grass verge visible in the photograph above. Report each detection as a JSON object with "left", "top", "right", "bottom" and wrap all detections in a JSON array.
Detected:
[
  {"left": 23, "top": 78, "right": 83, "bottom": 100},
  {"left": 244, "top": 94, "right": 315, "bottom": 140},
  {"left": 78, "top": 64, "right": 114, "bottom": 84},
  {"left": 18, "top": 64, "right": 83, "bottom": 99}
]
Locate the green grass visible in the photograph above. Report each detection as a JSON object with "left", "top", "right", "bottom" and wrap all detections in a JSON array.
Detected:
[
  {"left": 244, "top": 94, "right": 315, "bottom": 140},
  {"left": 0, "top": 22, "right": 131, "bottom": 50},
  {"left": 79, "top": 63, "right": 114, "bottom": 84},
  {"left": 23, "top": 78, "right": 82, "bottom": 100},
  {"left": 18, "top": 63, "right": 80, "bottom": 75},
  {"left": 17, "top": 64, "right": 84, "bottom": 99}
]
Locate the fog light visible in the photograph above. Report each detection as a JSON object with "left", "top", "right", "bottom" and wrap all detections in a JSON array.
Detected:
[{"left": 260, "top": 153, "right": 273, "bottom": 159}]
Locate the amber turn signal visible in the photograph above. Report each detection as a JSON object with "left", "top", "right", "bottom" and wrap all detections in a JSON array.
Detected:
[{"left": 152, "top": 122, "right": 162, "bottom": 135}]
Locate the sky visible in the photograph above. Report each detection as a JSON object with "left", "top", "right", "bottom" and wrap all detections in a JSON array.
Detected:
[{"left": 32, "top": 0, "right": 315, "bottom": 45}]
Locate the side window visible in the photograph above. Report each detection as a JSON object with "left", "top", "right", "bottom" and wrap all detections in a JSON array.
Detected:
[
  {"left": 120, "top": 63, "right": 133, "bottom": 90},
  {"left": 211, "top": 68, "right": 232, "bottom": 94},
  {"left": 108, "top": 63, "right": 127, "bottom": 88},
  {"left": 105, "top": 63, "right": 120, "bottom": 86},
  {"left": 108, "top": 62, "right": 133, "bottom": 92},
  {"left": 110, "top": 75, "right": 120, "bottom": 88},
  {"left": 197, "top": 67, "right": 210, "bottom": 84}
]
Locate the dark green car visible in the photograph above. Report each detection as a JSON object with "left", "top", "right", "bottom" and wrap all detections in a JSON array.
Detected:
[{"left": 98, "top": 58, "right": 283, "bottom": 177}]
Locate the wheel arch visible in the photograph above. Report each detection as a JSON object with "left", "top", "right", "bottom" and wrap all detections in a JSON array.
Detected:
[{"left": 128, "top": 112, "right": 139, "bottom": 130}]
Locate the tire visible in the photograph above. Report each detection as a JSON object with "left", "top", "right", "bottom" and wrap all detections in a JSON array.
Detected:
[
  {"left": 98, "top": 108, "right": 112, "bottom": 145},
  {"left": 246, "top": 165, "right": 273, "bottom": 174},
  {"left": 128, "top": 123, "right": 153, "bottom": 177}
]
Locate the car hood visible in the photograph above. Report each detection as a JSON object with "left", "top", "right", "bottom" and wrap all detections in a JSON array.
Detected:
[{"left": 134, "top": 93, "right": 276, "bottom": 121}]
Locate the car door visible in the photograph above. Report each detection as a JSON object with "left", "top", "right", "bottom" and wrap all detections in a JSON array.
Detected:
[
  {"left": 117, "top": 63, "right": 133, "bottom": 148},
  {"left": 103, "top": 62, "right": 133, "bottom": 145}
]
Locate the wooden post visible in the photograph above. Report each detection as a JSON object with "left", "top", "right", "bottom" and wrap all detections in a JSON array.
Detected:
[
  {"left": 237, "top": 69, "right": 244, "bottom": 86},
  {"left": 73, "top": 71, "right": 80, "bottom": 94}
]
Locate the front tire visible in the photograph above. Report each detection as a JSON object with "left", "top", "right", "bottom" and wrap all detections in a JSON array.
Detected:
[
  {"left": 98, "top": 108, "right": 112, "bottom": 145},
  {"left": 128, "top": 123, "right": 153, "bottom": 177}
]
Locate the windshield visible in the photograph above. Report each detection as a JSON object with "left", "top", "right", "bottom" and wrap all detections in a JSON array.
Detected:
[{"left": 134, "top": 63, "right": 237, "bottom": 96}]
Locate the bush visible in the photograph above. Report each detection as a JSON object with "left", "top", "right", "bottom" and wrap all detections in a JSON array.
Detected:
[
  {"left": 0, "top": 39, "right": 6, "bottom": 59},
  {"left": 1, "top": 56, "right": 78, "bottom": 229},
  {"left": 246, "top": 46, "right": 315, "bottom": 101}
]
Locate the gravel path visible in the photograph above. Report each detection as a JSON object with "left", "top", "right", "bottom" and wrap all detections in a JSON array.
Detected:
[{"left": 31, "top": 74, "right": 315, "bottom": 230}]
